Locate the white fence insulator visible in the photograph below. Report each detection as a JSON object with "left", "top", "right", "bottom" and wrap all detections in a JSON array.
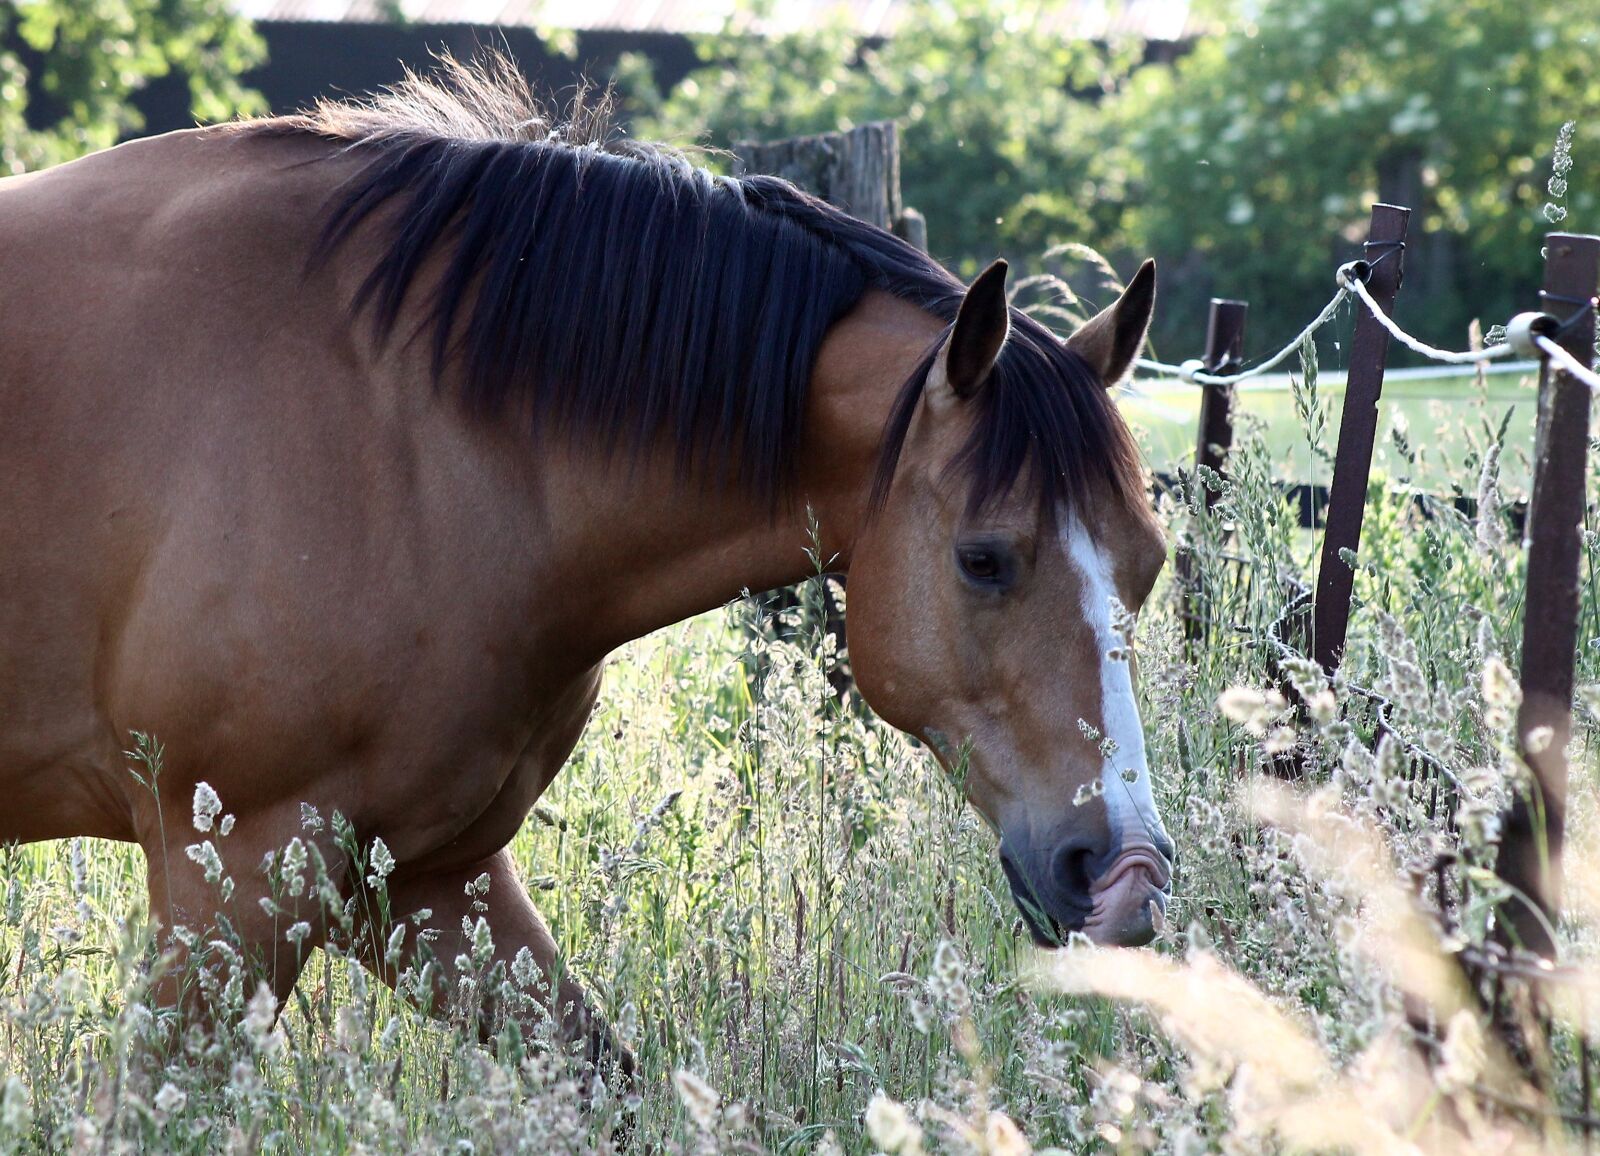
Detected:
[
  {"left": 1133, "top": 284, "right": 1351, "bottom": 386},
  {"left": 1340, "top": 270, "right": 1517, "bottom": 365},
  {"left": 1534, "top": 334, "right": 1600, "bottom": 393},
  {"left": 1505, "top": 312, "right": 1556, "bottom": 358}
]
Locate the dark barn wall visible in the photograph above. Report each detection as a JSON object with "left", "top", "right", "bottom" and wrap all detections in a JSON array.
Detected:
[{"left": 131, "top": 23, "right": 701, "bottom": 137}]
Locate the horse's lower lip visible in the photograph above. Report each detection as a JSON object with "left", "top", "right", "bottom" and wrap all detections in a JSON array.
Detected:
[{"left": 1000, "top": 853, "right": 1081, "bottom": 945}]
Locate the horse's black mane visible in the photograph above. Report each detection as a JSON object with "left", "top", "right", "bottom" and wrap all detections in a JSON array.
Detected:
[{"left": 244, "top": 56, "right": 1142, "bottom": 517}]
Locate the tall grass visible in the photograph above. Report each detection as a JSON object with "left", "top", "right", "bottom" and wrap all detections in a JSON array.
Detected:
[{"left": 2, "top": 334, "right": 1598, "bottom": 1152}]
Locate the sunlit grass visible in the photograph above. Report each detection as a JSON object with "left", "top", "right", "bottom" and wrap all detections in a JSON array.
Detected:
[{"left": 2, "top": 342, "right": 1598, "bottom": 1151}]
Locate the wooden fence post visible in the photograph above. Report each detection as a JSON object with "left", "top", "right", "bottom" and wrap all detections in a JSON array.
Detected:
[
  {"left": 735, "top": 121, "right": 925, "bottom": 245},
  {"left": 1179, "top": 299, "right": 1248, "bottom": 640},
  {"left": 1492, "top": 232, "right": 1600, "bottom": 959},
  {"left": 893, "top": 207, "right": 928, "bottom": 253},
  {"left": 735, "top": 122, "right": 922, "bottom": 694},
  {"left": 1311, "top": 203, "right": 1411, "bottom": 674}
]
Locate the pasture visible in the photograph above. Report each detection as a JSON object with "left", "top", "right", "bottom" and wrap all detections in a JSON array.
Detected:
[
  {"left": 4, "top": 339, "right": 1597, "bottom": 1151},
  {"left": 2, "top": 2, "right": 1598, "bottom": 1151}
]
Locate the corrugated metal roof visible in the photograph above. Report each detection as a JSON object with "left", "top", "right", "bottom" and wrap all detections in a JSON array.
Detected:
[{"left": 231, "top": 0, "right": 1194, "bottom": 40}]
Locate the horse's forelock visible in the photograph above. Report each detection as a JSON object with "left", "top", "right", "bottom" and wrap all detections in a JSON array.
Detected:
[{"left": 868, "top": 310, "right": 1146, "bottom": 526}]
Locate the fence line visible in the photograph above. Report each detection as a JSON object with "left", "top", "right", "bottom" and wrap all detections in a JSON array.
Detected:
[
  {"left": 1150, "top": 213, "right": 1599, "bottom": 718},
  {"left": 1166, "top": 214, "right": 1599, "bottom": 810},
  {"left": 1341, "top": 271, "right": 1518, "bottom": 365},
  {"left": 1130, "top": 359, "right": 1539, "bottom": 395},
  {"left": 1135, "top": 259, "right": 1596, "bottom": 389},
  {"left": 1132, "top": 285, "right": 1349, "bottom": 386},
  {"left": 1166, "top": 209, "right": 1599, "bottom": 1123}
]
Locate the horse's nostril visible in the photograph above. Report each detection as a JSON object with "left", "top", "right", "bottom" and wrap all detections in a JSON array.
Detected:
[{"left": 1052, "top": 844, "right": 1100, "bottom": 905}]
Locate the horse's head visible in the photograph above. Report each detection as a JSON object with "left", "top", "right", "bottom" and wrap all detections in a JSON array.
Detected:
[{"left": 848, "top": 258, "right": 1172, "bottom": 947}]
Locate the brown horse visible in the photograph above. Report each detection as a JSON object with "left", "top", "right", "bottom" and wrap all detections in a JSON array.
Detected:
[{"left": 0, "top": 59, "right": 1171, "bottom": 1060}]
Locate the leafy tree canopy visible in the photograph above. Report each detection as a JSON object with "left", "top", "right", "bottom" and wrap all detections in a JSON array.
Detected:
[
  {"left": 1112, "top": 0, "right": 1600, "bottom": 353},
  {"left": 624, "top": 0, "right": 1145, "bottom": 279},
  {"left": 631, "top": 0, "right": 1598, "bottom": 357},
  {"left": 0, "top": 0, "right": 264, "bottom": 174}
]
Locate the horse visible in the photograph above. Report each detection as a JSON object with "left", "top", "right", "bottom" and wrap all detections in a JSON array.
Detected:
[{"left": 0, "top": 57, "right": 1172, "bottom": 1066}]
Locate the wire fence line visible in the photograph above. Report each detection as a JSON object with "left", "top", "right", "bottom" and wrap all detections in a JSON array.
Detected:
[
  {"left": 1162, "top": 221, "right": 1600, "bottom": 1134},
  {"left": 1340, "top": 271, "right": 1517, "bottom": 365},
  {"left": 1127, "top": 359, "right": 1540, "bottom": 400},
  {"left": 1132, "top": 257, "right": 1598, "bottom": 389},
  {"left": 1133, "top": 283, "right": 1351, "bottom": 386}
]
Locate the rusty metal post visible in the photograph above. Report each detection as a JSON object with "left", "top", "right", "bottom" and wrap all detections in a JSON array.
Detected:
[
  {"left": 1312, "top": 203, "right": 1411, "bottom": 674},
  {"left": 1179, "top": 299, "right": 1248, "bottom": 641},
  {"left": 1196, "top": 300, "right": 1249, "bottom": 487},
  {"left": 1493, "top": 232, "right": 1600, "bottom": 960}
]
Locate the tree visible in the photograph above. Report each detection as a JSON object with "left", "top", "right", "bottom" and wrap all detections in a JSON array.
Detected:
[
  {"left": 629, "top": 0, "right": 1598, "bottom": 357},
  {"left": 622, "top": 0, "right": 1143, "bottom": 279},
  {"left": 1099, "top": 0, "right": 1600, "bottom": 353},
  {"left": 0, "top": 0, "right": 264, "bottom": 174}
]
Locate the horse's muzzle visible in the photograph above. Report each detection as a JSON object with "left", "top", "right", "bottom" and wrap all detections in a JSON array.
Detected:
[
  {"left": 1001, "top": 840, "right": 1171, "bottom": 948},
  {"left": 1081, "top": 848, "right": 1170, "bottom": 947}
]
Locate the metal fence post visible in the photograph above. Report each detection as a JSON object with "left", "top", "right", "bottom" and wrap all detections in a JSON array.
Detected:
[
  {"left": 1311, "top": 203, "right": 1411, "bottom": 674},
  {"left": 1492, "top": 232, "right": 1600, "bottom": 959},
  {"left": 1179, "top": 299, "right": 1248, "bottom": 641},
  {"left": 1196, "top": 300, "right": 1249, "bottom": 488}
]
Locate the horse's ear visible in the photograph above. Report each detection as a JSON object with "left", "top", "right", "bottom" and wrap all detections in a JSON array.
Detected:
[
  {"left": 928, "top": 259, "right": 1010, "bottom": 403},
  {"left": 1065, "top": 258, "right": 1156, "bottom": 388}
]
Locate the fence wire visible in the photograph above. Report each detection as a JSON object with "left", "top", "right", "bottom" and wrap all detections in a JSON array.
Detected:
[
  {"left": 1133, "top": 259, "right": 1598, "bottom": 389},
  {"left": 1536, "top": 332, "right": 1600, "bottom": 391},
  {"left": 1341, "top": 271, "right": 1518, "bottom": 365},
  {"left": 1133, "top": 285, "right": 1350, "bottom": 386}
]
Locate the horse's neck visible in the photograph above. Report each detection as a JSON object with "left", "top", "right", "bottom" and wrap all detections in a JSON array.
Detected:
[{"left": 542, "top": 289, "right": 943, "bottom": 654}]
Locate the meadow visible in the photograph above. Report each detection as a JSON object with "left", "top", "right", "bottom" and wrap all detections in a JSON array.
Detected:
[
  {"left": 1124, "top": 360, "right": 1540, "bottom": 488},
  {"left": 2, "top": 330, "right": 1597, "bottom": 1154}
]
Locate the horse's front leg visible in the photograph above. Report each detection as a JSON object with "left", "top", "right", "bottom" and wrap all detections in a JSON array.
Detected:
[
  {"left": 370, "top": 847, "right": 633, "bottom": 1078},
  {"left": 140, "top": 802, "right": 339, "bottom": 1036}
]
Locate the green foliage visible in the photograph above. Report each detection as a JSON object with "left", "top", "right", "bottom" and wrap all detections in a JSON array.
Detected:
[
  {"left": 1111, "top": 0, "right": 1600, "bottom": 353},
  {"left": 0, "top": 0, "right": 264, "bottom": 174},
  {"left": 632, "top": 0, "right": 1599, "bottom": 354},
  {"left": 625, "top": 0, "right": 1142, "bottom": 276}
]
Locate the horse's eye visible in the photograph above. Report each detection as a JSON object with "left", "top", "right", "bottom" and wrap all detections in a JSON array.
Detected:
[{"left": 957, "top": 545, "right": 1006, "bottom": 586}]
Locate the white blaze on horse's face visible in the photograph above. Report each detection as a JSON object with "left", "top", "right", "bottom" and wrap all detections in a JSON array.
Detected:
[
  {"left": 944, "top": 499, "right": 1172, "bottom": 951},
  {"left": 1063, "top": 517, "right": 1161, "bottom": 848},
  {"left": 1059, "top": 515, "right": 1174, "bottom": 944},
  {"left": 846, "top": 257, "right": 1172, "bottom": 949}
]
